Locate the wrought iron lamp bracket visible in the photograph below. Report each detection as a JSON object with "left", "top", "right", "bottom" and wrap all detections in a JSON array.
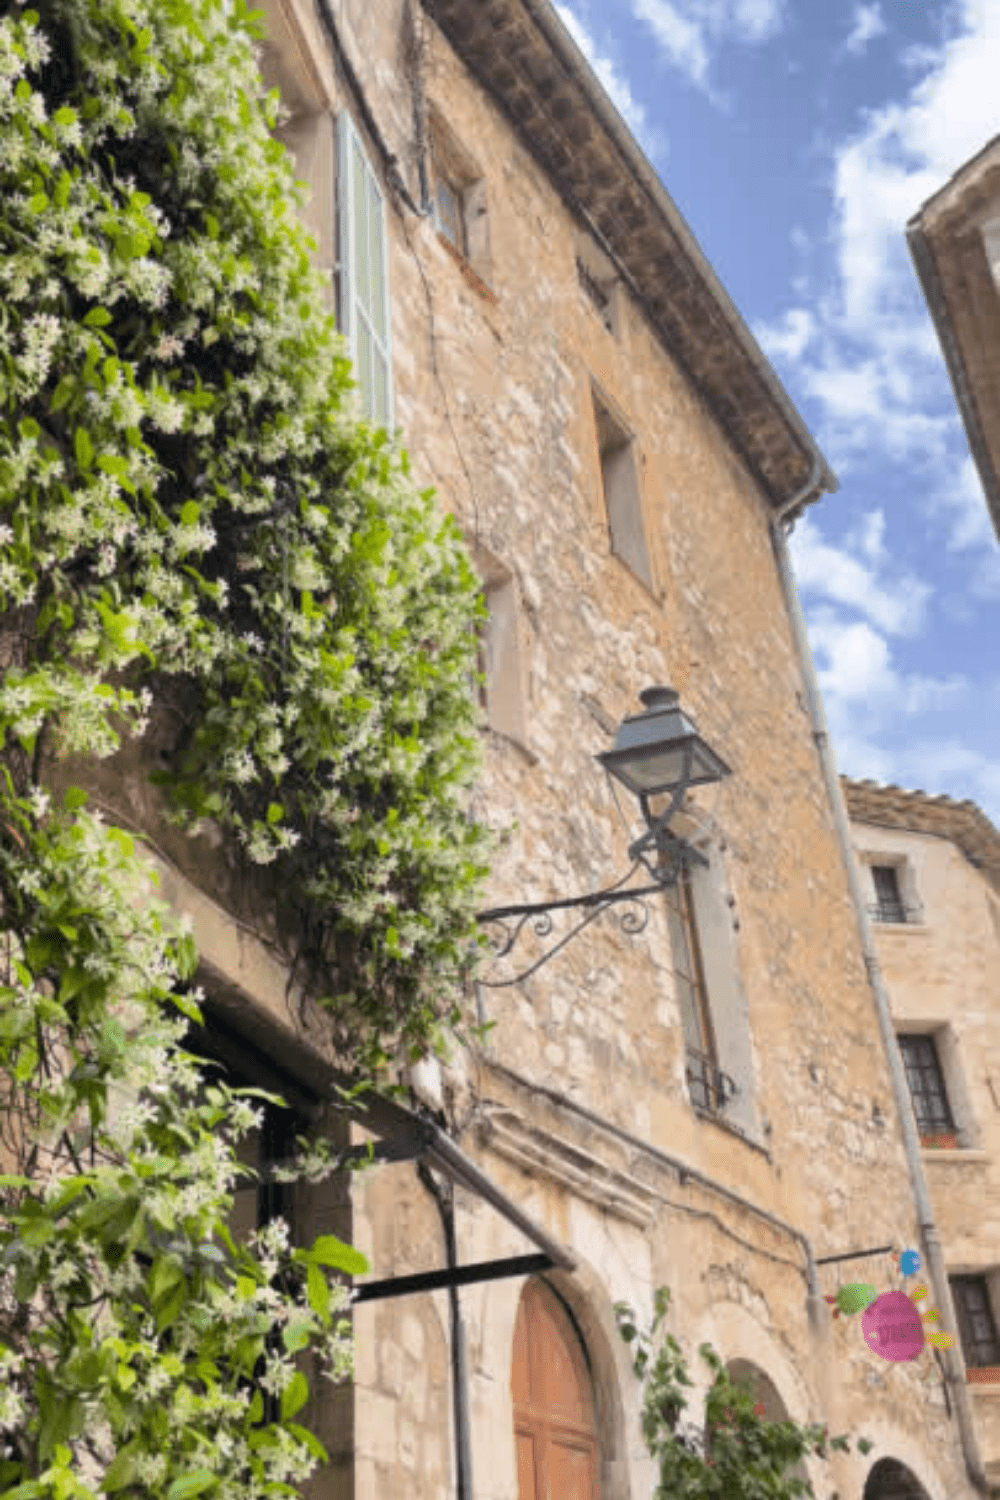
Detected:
[{"left": 475, "top": 828, "right": 706, "bottom": 989}]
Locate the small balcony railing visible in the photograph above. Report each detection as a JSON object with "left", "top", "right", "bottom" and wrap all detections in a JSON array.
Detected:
[
  {"left": 686, "top": 1048, "right": 737, "bottom": 1114},
  {"left": 868, "top": 899, "right": 922, "bottom": 925}
]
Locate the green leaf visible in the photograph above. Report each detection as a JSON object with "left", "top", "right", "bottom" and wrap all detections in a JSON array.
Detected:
[
  {"left": 97, "top": 454, "right": 129, "bottom": 479},
  {"left": 102, "top": 1444, "right": 139, "bottom": 1492},
  {"left": 74, "top": 428, "right": 93, "bottom": 470},
  {"left": 18, "top": 417, "right": 40, "bottom": 441},
  {"left": 154, "top": 1275, "right": 188, "bottom": 1333},
  {"left": 180, "top": 500, "right": 200, "bottom": 525},
  {"left": 266, "top": 802, "right": 284, "bottom": 824},
  {"left": 83, "top": 308, "right": 112, "bottom": 328},
  {"left": 0, "top": 1175, "right": 32, "bottom": 1189},
  {"left": 28, "top": 193, "right": 48, "bottom": 214},
  {"left": 166, "top": 1470, "right": 217, "bottom": 1500},
  {"left": 286, "top": 1425, "right": 328, "bottom": 1464},
  {"left": 280, "top": 1370, "right": 309, "bottom": 1421},
  {"left": 282, "top": 1322, "right": 311, "bottom": 1353},
  {"left": 53, "top": 107, "right": 77, "bottom": 127},
  {"left": 304, "top": 1234, "right": 368, "bottom": 1276},
  {"left": 63, "top": 786, "right": 88, "bottom": 811},
  {"left": 306, "top": 1262, "right": 330, "bottom": 1323},
  {"left": 49, "top": 376, "right": 75, "bottom": 413}
]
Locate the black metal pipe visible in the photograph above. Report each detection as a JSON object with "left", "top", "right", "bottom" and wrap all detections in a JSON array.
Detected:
[
  {"left": 352, "top": 1251, "right": 553, "bottom": 1304},
  {"left": 419, "top": 1163, "right": 473, "bottom": 1500},
  {"left": 814, "top": 1245, "right": 894, "bottom": 1267}
]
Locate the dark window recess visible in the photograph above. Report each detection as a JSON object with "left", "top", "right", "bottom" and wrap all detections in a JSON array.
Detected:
[
  {"left": 186, "top": 1020, "right": 314, "bottom": 1425},
  {"left": 871, "top": 864, "right": 908, "bottom": 924},
  {"left": 951, "top": 1276, "right": 1000, "bottom": 1367},
  {"left": 898, "top": 1034, "right": 954, "bottom": 1134}
]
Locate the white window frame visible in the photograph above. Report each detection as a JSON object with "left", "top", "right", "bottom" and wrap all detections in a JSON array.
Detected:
[{"left": 337, "top": 111, "right": 393, "bottom": 428}]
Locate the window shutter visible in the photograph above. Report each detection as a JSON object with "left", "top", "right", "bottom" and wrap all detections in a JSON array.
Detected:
[{"left": 337, "top": 112, "right": 393, "bottom": 428}]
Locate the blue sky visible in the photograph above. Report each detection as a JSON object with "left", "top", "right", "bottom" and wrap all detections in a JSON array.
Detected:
[{"left": 552, "top": 0, "right": 1000, "bottom": 822}]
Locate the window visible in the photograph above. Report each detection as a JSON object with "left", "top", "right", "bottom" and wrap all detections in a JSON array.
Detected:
[
  {"left": 337, "top": 112, "right": 393, "bottom": 427},
  {"left": 899, "top": 1034, "right": 955, "bottom": 1137},
  {"left": 429, "top": 109, "right": 491, "bottom": 284},
  {"left": 871, "top": 864, "right": 907, "bottom": 924},
  {"left": 592, "top": 389, "right": 654, "bottom": 593},
  {"left": 434, "top": 166, "right": 467, "bottom": 257},
  {"left": 665, "top": 870, "right": 728, "bottom": 1113},
  {"left": 951, "top": 1276, "right": 1000, "bottom": 1369},
  {"left": 512, "top": 1280, "right": 599, "bottom": 1500},
  {"left": 467, "top": 541, "right": 532, "bottom": 754}
]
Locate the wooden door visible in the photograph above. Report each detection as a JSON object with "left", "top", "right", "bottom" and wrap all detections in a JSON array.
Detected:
[{"left": 512, "top": 1281, "right": 599, "bottom": 1500}]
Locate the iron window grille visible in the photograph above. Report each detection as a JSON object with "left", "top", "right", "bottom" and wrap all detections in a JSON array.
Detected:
[
  {"left": 869, "top": 865, "right": 916, "bottom": 924},
  {"left": 898, "top": 1033, "right": 955, "bottom": 1134},
  {"left": 686, "top": 1046, "right": 737, "bottom": 1114},
  {"left": 951, "top": 1276, "right": 1000, "bottom": 1368},
  {"left": 577, "top": 257, "right": 614, "bottom": 332}
]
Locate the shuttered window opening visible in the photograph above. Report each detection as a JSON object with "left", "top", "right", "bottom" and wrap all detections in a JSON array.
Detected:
[{"left": 337, "top": 112, "right": 393, "bottom": 428}]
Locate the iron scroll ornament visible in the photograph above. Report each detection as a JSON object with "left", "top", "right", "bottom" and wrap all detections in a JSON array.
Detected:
[{"left": 475, "top": 826, "right": 707, "bottom": 989}]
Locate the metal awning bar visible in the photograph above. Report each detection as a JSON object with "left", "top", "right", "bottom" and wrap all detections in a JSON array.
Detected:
[
  {"left": 420, "top": 1127, "right": 577, "bottom": 1272},
  {"left": 815, "top": 1244, "right": 894, "bottom": 1266},
  {"left": 352, "top": 1252, "right": 554, "bottom": 1304}
]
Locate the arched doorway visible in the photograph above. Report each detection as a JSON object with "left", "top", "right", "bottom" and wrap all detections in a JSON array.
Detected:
[
  {"left": 715, "top": 1360, "right": 807, "bottom": 1485},
  {"left": 512, "top": 1278, "right": 599, "bottom": 1500},
  {"left": 864, "top": 1458, "right": 932, "bottom": 1500}
]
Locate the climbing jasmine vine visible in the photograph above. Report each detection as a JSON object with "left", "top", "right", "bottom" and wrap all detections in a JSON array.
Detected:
[{"left": 0, "top": 0, "right": 496, "bottom": 1492}]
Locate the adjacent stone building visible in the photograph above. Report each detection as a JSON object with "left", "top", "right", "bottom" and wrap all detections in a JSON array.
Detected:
[
  {"left": 908, "top": 134, "right": 1000, "bottom": 544},
  {"left": 845, "top": 779, "right": 1000, "bottom": 1488},
  {"left": 54, "top": 2, "right": 996, "bottom": 1498}
]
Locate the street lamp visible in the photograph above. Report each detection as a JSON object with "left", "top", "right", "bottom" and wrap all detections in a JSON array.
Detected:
[{"left": 476, "top": 686, "right": 730, "bottom": 986}]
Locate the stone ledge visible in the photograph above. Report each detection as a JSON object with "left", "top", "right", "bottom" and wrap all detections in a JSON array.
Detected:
[
  {"left": 478, "top": 1104, "right": 658, "bottom": 1227},
  {"left": 870, "top": 922, "right": 931, "bottom": 938},
  {"left": 921, "top": 1148, "right": 989, "bottom": 1164}
]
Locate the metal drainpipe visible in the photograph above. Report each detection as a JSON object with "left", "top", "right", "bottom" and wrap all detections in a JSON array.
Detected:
[
  {"left": 771, "top": 469, "right": 991, "bottom": 1497},
  {"left": 418, "top": 1162, "right": 474, "bottom": 1500}
]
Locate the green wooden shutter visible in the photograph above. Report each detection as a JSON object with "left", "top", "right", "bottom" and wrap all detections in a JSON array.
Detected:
[{"left": 337, "top": 112, "right": 393, "bottom": 427}]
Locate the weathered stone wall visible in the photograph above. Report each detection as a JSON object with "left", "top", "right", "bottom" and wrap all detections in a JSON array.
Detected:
[
  {"left": 326, "top": 5, "right": 973, "bottom": 1497},
  {"left": 853, "top": 817, "right": 1000, "bottom": 1481}
]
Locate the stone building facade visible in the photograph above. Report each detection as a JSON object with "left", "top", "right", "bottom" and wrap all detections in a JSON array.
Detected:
[
  {"left": 908, "top": 134, "right": 1000, "bottom": 544},
  {"left": 50, "top": 2, "right": 994, "bottom": 1498},
  {"left": 845, "top": 779, "right": 1000, "bottom": 1488}
]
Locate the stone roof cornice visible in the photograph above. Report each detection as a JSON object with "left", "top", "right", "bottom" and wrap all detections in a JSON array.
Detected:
[
  {"left": 907, "top": 134, "right": 1000, "bottom": 545},
  {"left": 842, "top": 776, "right": 1000, "bottom": 893},
  {"left": 422, "top": 0, "right": 837, "bottom": 515}
]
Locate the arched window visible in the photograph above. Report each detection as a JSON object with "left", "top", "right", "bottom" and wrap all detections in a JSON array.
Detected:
[
  {"left": 864, "top": 1458, "right": 932, "bottom": 1500},
  {"left": 512, "top": 1279, "right": 599, "bottom": 1500}
]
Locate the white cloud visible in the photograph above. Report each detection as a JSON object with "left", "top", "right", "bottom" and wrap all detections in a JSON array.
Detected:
[
  {"left": 755, "top": 307, "right": 815, "bottom": 362},
  {"left": 845, "top": 3, "right": 886, "bottom": 56},
  {"left": 760, "top": 2, "right": 1000, "bottom": 489},
  {"left": 896, "top": 740, "right": 1000, "bottom": 822},
  {"left": 789, "top": 513, "right": 931, "bottom": 636},
  {"left": 625, "top": 0, "right": 785, "bottom": 89},
  {"left": 554, "top": 4, "right": 656, "bottom": 147},
  {"left": 628, "top": 0, "right": 709, "bottom": 85},
  {"left": 931, "top": 453, "right": 995, "bottom": 552}
]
